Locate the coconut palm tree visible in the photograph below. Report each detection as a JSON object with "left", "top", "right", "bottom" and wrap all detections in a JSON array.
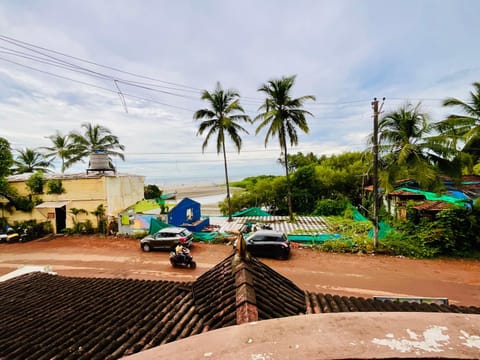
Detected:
[
  {"left": 42, "top": 131, "right": 74, "bottom": 173},
  {"left": 194, "top": 82, "right": 251, "bottom": 221},
  {"left": 255, "top": 75, "right": 315, "bottom": 221},
  {"left": 375, "top": 103, "right": 457, "bottom": 192},
  {"left": 68, "top": 123, "right": 125, "bottom": 169},
  {"left": 12, "top": 148, "right": 53, "bottom": 174},
  {"left": 440, "top": 82, "right": 480, "bottom": 163}
]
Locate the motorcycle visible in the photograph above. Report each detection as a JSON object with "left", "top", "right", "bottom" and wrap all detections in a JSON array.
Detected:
[
  {"left": 0, "top": 228, "right": 20, "bottom": 243},
  {"left": 169, "top": 247, "right": 196, "bottom": 269}
]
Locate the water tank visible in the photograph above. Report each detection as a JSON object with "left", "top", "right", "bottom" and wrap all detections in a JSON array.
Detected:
[{"left": 87, "top": 152, "right": 115, "bottom": 173}]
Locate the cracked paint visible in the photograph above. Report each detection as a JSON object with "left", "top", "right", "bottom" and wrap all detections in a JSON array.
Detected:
[
  {"left": 372, "top": 326, "right": 450, "bottom": 353},
  {"left": 251, "top": 353, "right": 274, "bottom": 360},
  {"left": 459, "top": 330, "right": 480, "bottom": 349}
]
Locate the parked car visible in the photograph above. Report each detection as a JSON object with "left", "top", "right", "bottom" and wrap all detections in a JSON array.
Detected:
[
  {"left": 245, "top": 230, "right": 290, "bottom": 260},
  {"left": 140, "top": 227, "right": 193, "bottom": 252}
]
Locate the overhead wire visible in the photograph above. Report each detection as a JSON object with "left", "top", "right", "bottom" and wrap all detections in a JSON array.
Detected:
[{"left": 0, "top": 32, "right": 451, "bottom": 132}]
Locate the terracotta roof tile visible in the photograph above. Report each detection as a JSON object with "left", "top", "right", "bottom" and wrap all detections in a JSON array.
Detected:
[
  {"left": 1, "top": 253, "right": 480, "bottom": 359},
  {"left": 413, "top": 200, "right": 452, "bottom": 211}
]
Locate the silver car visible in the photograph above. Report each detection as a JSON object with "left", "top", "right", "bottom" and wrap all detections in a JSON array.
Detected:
[{"left": 140, "top": 227, "right": 193, "bottom": 252}]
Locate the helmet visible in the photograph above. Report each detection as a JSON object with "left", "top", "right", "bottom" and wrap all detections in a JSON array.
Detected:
[{"left": 179, "top": 237, "right": 186, "bottom": 244}]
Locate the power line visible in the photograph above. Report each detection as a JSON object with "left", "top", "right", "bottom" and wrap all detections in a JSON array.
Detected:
[
  {"left": 0, "top": 56, "right": 197, "bottom": 112},
  {"left": 0, "top": 34, "right": 202, "bottom": 91},
  {"left": 0, "top": 33, "right": 450, "bottom": 115}
]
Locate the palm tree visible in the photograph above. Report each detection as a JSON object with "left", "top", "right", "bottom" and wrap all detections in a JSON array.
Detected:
[
  {"left": 194, "top": 82, "right": 251, "bottom": 221},
  {"left": 12, "top": 148, "right": 53, "bottom": 174},
  {"left": 68, "top": 123, "right": 125, "bottom": 169},
  {"left": 43, "top": 131, "right": 74, "bottom": 173},
  {"left": 255, "top": 75, "right": 315, "bottom": 221},
  {"left": 375, "top": 103, "right": 456, "bottom": 192},
  {"left": 441, "top": 82, "right": 480, "bottom": 163}
]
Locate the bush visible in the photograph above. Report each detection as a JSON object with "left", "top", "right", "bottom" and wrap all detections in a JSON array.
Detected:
[
  {"left": 313, "top": 199, "right": 349, "bottom": 216},
  {"left": 12, "top": 219, "right": 52, "bottom": 239},
  {"left": 26, "top": 172, "right": 45, "bottom": 194},
  {"left": 144, "top": 184, "right": 162, "bottom": 199},
  {"left": 46, "top": 179, "right": 65, "bottom": 194}
]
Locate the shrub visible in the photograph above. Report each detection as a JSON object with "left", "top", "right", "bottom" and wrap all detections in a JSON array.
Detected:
[
  {"left": 46, "top": 179, "right": 65, "bottom": 194},
  {"left": 144, "top": 184, "right": 162, "bottom": 199},
  {"left": 313, "top": 199, "right": 349, "bottom": 216},
  {"left": 26, "top": 171, "right": 45, "bottom": 195}
]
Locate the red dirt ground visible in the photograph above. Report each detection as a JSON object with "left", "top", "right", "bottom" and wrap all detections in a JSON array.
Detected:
[{"left": 1, "top": 235, "right": 479, "bottom": 306}]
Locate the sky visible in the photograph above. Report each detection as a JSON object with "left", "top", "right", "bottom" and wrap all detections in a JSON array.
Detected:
[{"left": 0, "top": 0, "right": 479, "bottom": 186}]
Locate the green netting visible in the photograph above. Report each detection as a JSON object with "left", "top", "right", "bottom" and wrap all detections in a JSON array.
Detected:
[
  {"left": 231, "top": 207, "right": 271, "bottom": 217},
  {"left": 397, "top": 187, "right": 470, "bottom": 206},
  {"left": 193, "top": 232, "right": 219, "bottom": 242},
  {"left": 149, "top": 218, "right": 171, "bottom": 234},
  {"left": 288, "top": 233, "right": 342, "bottom": 244},
  {"left": 368, "top": 221, "right": 394, "bottom": 239},
  {"left": 351, "top": 205, "right": 369, "bottom": 222},
  {"left": 350, "top": 204, "right": 393, "bottom": 239}
]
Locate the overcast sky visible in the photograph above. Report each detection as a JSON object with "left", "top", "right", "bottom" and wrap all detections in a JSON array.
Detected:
[{"left": 1, "top": 0, "right": 479, "bottom": 185}]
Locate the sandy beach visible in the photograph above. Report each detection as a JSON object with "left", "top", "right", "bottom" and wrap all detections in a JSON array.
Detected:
[
  {"left": 160, "top": 183, "right": 238, "bottom": 215},
  {"left": 161, "top": 183, "right": 228, "bottom": 199}
]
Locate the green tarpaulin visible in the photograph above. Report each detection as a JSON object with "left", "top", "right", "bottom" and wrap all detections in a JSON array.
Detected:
[
  {"left": 397, "top": 187, "right": 471, "bottom": 206},
  {"left": 148, "top": 218, "right": 171, "bottom": 234},
  {"left": 231, "top": 207, "right": 271, "bottom": 217}
]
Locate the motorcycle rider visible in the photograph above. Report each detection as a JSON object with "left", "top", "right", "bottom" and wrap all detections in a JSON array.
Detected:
[{"left": 175, "top": 238, "right": 189, "bottom": 263}]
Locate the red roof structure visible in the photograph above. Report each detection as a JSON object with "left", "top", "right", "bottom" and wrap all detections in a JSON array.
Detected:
[{"left": 1, "top": 252, "right": 479, "bottom": 359}]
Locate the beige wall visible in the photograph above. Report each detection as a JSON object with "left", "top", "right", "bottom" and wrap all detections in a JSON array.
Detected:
[
  {"left": 6, "top": 174, "right": 145, "bottom": 233},
  {"left": 105, "top": 176, "right": 145, "bottom": 216}
]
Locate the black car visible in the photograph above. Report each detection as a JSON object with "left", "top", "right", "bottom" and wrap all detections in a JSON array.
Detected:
[{"left": 245, "top": 230, "right": 290, "bottom": 260}]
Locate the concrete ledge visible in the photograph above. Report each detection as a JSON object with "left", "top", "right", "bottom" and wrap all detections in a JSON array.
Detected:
[{"left": 123, "top": 312, "right": 480, "bottom": 359}]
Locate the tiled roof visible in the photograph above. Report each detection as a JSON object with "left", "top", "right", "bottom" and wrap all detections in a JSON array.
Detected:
[
  {"left": 388, "top": 189, "right": 425, "bottom": 197},
  {"left": 413, "top": 200, "right": 453, "bottom": 212},
  {"left": 1, "top": 252, "right": 479, "bottom": 359}
]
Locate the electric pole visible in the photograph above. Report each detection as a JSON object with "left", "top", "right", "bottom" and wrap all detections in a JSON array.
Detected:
[{"left": 371, "top": 97, "right": 385, "bottom": 249}]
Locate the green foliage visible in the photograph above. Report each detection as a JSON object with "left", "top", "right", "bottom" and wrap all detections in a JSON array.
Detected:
[
  {"left": 0, "top": 137, "right": 13, "bottom": 178},
  {"left": 313, "top": 198, "right": 349, "bottom": 216},
  {"left": 281, "top": 152, "right": 320, "bottom": 172},
  {"left": 12, "top": 148, "right": 53, "bottom": 174},
  {"left": 12, "top": 219, "right": 52, "bottom": 239},
  {"left": 380, "top": 206, "right": 480, "bottom": 258},
  {"left": 26, "top": 171, "right": 45, "bottom": 194},
  {"left": 46, "top": 179, "right": 65, "bottom": 194},
  {"left": 11, "top": 195, "right": 35, "bottom": 212},
  {"left": 91, "top": 204, "right": 107, "bottom": 234},
  {"left": 67, "top": 123, "right": 125, "bottom": 169},
  {"left": 378, "top": 231, "right": 439, "bottom": 258},
  {"left": 144, "top": 184, "right": 162, "bottom": 199},
  {"left": 231, "top": 175, "right": 276, "bottom": 189}
]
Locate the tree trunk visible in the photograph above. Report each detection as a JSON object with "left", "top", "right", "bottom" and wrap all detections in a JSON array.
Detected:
[
  {"left": 284, "top": 143, "right": 294, "bottom": 222},
  {"left": 222, "top": 141, "right": 233, "bottom": 222}
]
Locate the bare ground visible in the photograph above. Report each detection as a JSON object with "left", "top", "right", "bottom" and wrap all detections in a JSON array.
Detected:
[{"left": 1, "top": 235, "right": 479, "bottom": 306}]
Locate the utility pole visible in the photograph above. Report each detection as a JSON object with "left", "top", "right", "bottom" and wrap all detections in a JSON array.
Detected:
[{"left": 371, "top": 97, "right": 385, "bottom": 249}]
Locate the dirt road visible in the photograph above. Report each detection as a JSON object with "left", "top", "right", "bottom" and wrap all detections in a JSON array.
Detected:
[{"left": 1, "top": 235, "right": 479, "bottom": 306}]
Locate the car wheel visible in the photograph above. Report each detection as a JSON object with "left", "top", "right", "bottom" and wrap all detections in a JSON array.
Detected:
[
  {"left": 142, "top": 243, "right": 151, "bottom": 252},
  {"left": 276, "top": 249, "right": 288, "bottom": 260}
]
